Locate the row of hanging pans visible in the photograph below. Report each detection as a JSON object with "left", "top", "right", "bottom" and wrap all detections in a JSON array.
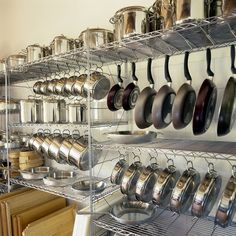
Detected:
[{"left": 107, "top": 45, "right": 236, "bottom": 137}]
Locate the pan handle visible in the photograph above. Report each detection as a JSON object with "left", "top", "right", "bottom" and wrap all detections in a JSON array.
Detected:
[
  {"left": 206, "top": 48, "right": 214, "bottom": 77},
  {"left": 131, "top": 62, "right": 138, "bottom": 82},
  {"left": 231, "top": 45, "right": 236, "bottom": 74},
  {"left": 184, "top": 51, "right": 192, "bottom": 81},
  {"left": 117, "top": 65, "right": 123, "bottom": 84},
  {"left": 147, "top": 58, "right": 154, "bottom": 86},
  {"left": 164, "top": 55, "right": 172, "bottom": 83}
]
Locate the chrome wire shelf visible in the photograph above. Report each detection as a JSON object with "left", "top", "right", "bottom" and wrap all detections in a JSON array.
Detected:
[
  {"left": 93, "top": 139, "right": 236, "bottom": 161},
  {"left": 10, "top": 176, "right": 119, "bottom": 203},
  {"left": 1, "top": 15, "right": 236, "bottom": 83},
  {"left": 10, "top": 120, "right": 128, "bottom": 129},
  {"left": 94, "top": 208, "right": 236, "bottom": 236},
  {"left": 0, "top": 183, "right": 8, "bottom": 193}
]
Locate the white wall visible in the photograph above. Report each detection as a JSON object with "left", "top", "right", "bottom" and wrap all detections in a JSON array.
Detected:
[{"left": 0, "top": 0, "right": 154, "bottom": 57}]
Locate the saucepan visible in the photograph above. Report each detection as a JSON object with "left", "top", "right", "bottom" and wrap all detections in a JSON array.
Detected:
[{"left": 83, "top": 71, "right": 111, "bottom": 100}]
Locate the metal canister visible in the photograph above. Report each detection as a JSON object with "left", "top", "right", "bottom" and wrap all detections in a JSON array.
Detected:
[
  {"left": 20, "top": 99, "right": 42, "bottom": 123},
  {"left": 68, "top": 103, "right": 87, "bottom": 123},
  {"left": 42, "top": 99, "right": 66, "bottom": 123}
]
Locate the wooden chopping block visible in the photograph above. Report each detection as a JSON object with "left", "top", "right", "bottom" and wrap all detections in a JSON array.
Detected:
[
  {"left": 3, "top": 189, "right": 58, "bottom": 236},
  {"left": 19, "top": 159, "right": 44, "bottom": 171},
  {"left": 14, "top": 197, "right": 66, "bottom": 236},
  {"left": 0, "top": 188, "right": 31, "bottom": 236},
  {"left": 22, "top": 205, "right": 76, "bottom": 236}
]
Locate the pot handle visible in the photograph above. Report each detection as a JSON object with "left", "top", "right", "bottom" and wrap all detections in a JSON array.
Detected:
[
  {"left": 164, "top": 55, "right": 172, "bottom": 83},
  {"left": 184, "top": 51, "right": 192, "bottom": 81},
  {"left": 231, "top": 45, "right": 236, "bottom": 74},
  {"left": 206, "top": 48, "right": 214, "bottom": 77},
  {"left": 147, "top": 58, "right": 154, "bottom": 86},
  {"left": 117, "top": 65, "right": 123, "bottom": 84},
  {"left": 131, "top": 62, "right": 138, "bottom": 82}
]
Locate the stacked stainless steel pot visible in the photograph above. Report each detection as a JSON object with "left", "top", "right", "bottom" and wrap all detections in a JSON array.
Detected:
[{"left": 29, "top": 131, "right": 101, "bottom": 170}]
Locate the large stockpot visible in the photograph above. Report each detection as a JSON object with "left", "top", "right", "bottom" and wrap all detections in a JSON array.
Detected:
[
  {"left": 26, "top": 44, "right": 47, "bottom": 63},
  {"left": 42, "top": 99, "right": 66, "bottom": 123},
  {"left": 62, "top": 76, "right": 78, "bottom": 96},
  {"left": 67, "top": 103, "right": 87, "bottom": 123},
  {"left": 20, "top": 99, "right": 42, "bottom": 123},
  {"left": 152, "top": 0, "right": 175, "bottom": 29},
  {"left": 110, "top": 6, "right": 160, "bottom": 41},
  {"left": 7, "top": 54, "right": 26, "bottom": 68},
  {"left": 71, "top": 74, "right": 87, "bottom": 97},
  {"left": 175, "top": 0, "right": 223, "bottom": 24},
  {"left": 79, "top": 28, "right": 114, "bottom": 48},
  {"left": 50, "top": 35, "right": 75, "bottom": 55}
]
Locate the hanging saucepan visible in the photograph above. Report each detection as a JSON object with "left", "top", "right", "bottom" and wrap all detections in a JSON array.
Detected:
[
  {"left": 172, "top": 51, "right": 196, "bottom": 129},
  {"left": 107, "top": 65, "right": 124, "bottom": 111},
  {"left": 122, "top": 62, "right": 140, "bottom": 110},
  {"left": 217, "top": 45, "right": 236, "bottom": 136},
  {"left": 135, "top": 58, "right": 157, "bottom": 129},
  {"left": 152, "top": 55, "right": 176, "bottom": 129},
  {"left": 192, "top": 48, "right": 217, "bottom": 135}
]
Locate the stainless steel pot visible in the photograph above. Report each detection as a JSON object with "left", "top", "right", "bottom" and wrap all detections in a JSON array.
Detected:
[
  {"left": 42, "top": 99, "right": 66, "bottom": 123},
  {"left": 46, "top": 79, "right": 58, "bottom": 95},
  {"left": 79, "top": 28, "right": 114, "bottom": 48},
  {"left": 26, "top": 44, "right": 44, "bottom": 63},
  {"left": 175, "top": 0, "right": 223, "bottom": 24},
  {"left": 7, "top": 54, "right": 26, "bottom": 68},
  {"left": 110, "top": 6, "right": 160, "bottom": 41},
  {"left": 71, "top": 74, "right": 87, "bottom": 97},
  {"left": 54, "top": 77, "right": 67, "bottom": 96},
  {"left": 110, "top": 159, "right": 129, "bottom": 185},
  {"left": 135, "top": 163, "right": 160, "bottom": 202},
  {"left": 33, "top": 81, "right": 43, "bottom": 94},
  {"left": 62, "top": 76, "right": 78, "bottom": 96},
  {"left": 20, "top": 99, "right": 42, "bottom": 123},
  {"left": 83, "top": 71, "right": 110, "bottom": 100},
  {"left": 39, "top": 81, "right": 50, "bottom": 96},
  {"left": 68, "top": 103, "right": 87, "bottom": 123},
  {"left": 0, "top": 59, "right": 6, "bottom": 72},
  {"left": 120, "top": 161, "right": 144, "bottom": 196},
  {"left": 41, "top": 131, "right": 60, "bottom": 157},
  {"left": 50, "top": 35, "right": 75, "bottom": 55},
  {"left": 59, "top": 132, "right": 80, "bottom": 164},
  {"left": 68, "top": 136, "right": 102, "bottom": 170}
]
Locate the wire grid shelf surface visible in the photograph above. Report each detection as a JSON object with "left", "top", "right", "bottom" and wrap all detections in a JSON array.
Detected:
[
  {"left": 0, "top": 183, "right": 8, "bottom": 193},
  {"left": 10, "top": 120, "right": 128, "bottom": 129},
  {"left": 94, "top": 208, "right": 236, "bottom": 236},
  {"left": 93, "top": 139, "right": 236, "bottom": 161},
  {"left": 1, "top": 15, "right": 236, "bottom": 83},
  {"left": 10, "top": 176, "right": 118, "bottom": 203}
]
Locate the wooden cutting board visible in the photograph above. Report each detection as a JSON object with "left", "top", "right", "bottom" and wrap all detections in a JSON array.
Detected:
[
  {"left": 3, "top": 189, "right": 58, "bottom": 236},
  {"left": 15, "top": 197, "right": 66, "bottom": 235},
  {"left": 22, "top": 205, "right": 76, "bottom": 236},
  {"left": 0, "top": 188, "right": 31, "bottom": 236}
]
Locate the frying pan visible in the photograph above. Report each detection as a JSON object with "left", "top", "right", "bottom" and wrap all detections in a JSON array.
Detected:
[
  {"left": 217, "top": 45, "right": 236, "bottom": 136},
  {"left": 152, "top": 55, "right": 176, "bottom": 129},
  {"left": 192, "top": 48, "right": 217, "bottom": 135},
  {"left": 172, "top": 51, "right": 196, "bottom": 129},
  {"left": 134, "top": 58, "right": 157, "bottom": 129},
  {"left": 122, "top": 62, "right": 140, "bottom": 110},
  {"left": 107, "top": 65, "right": 124, "bottom": 111}
]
